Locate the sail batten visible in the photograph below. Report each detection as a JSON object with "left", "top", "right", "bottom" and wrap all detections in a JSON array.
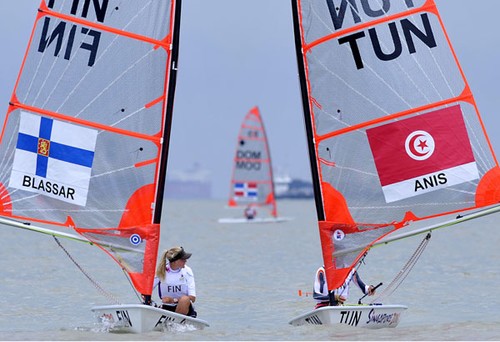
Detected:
[
  {"left": 292, "top": 0, "right": 500, "bottom": 293},
  {"left": 304, "top": 2, "right": 437, "bottom": 52},
  {"left": 39, "top": 5, "right": 172, "bottom": 49}
]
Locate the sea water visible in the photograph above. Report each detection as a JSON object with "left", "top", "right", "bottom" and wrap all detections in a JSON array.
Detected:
[{"left": 0, "top": 199, "right": 499, "bottom": 340}]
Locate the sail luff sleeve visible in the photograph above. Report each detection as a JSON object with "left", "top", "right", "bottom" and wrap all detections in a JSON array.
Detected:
[{"left": 290, "top": 0, "right": 325, "bottom": 220}]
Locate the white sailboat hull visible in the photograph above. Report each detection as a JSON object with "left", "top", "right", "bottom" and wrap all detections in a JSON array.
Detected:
[
  {"left": 91, "top": 304, "right": 209, "bottom": 333},
  {"left": 218, "top": 216, "right": 293, "bottom": 224},
  {"left": 289, "top": 304, "right": 407, "bottom": 329}
]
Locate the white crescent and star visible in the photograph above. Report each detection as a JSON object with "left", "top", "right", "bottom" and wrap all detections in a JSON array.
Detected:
[{"left": 405, "top": 130, "right": 435, "bottom": 161}]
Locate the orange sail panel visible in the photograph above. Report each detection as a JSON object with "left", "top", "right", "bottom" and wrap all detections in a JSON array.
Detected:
[
  {"left": 291, "top": 0, "right": 500, "bottom": 291},
  {"left": 227, "top": 107, "right": 278, "bottom": 218},
  {"left": 0, "top": 0, "right": 181, "bottom": 297}
]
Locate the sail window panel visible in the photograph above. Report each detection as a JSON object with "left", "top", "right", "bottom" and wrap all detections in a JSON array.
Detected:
[
  {"left": 318, "top": 127, "right": 478, "bottom": 225},
  {"left": 16, "top": 16, "right": 168, "bottom": 136},
  {"left": 332, "top": 224, "right": 394, "bottom": 269},
  {"left": 82, "top": 232, "right": 147, "bottom": 273},
  {"left": 298, "top": 0, "right": 428, "bottom": 45},
  {"left": 45, "top": 0, "right": 172, "bottom": 41},
  {"left": 306, "top": 12, "right": 464, "bottom": 136}
]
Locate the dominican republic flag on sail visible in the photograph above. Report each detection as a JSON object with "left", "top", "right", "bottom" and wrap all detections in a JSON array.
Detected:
[
  {"left": 9, "top": 112, "right": 97, "bottom": 206},
  {"left": 366, "top": 105, "right": 478, "bottom": 203},
  {"left": 233, "top": 182, "right": 258, "bottom": 199}
]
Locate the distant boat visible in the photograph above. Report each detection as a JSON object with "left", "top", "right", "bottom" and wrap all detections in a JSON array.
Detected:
[
  {"left": 219, "top": 106, "right": 292, "bottom": 224},
  {"left": 274, "top": 175, "right": 314, "bottom": 199},
  {"left": 289, "top": 0, "right": 500, "bottom": 328},
  {"left": 0, "top": 0, "right": 208, "bottom": 333}
]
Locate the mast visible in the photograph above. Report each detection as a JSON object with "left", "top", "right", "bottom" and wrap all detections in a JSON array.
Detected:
[
  {"left": 290, "top": 0, "right": 324, "bottom": 220},
  {"left": 153, "top": 0, "right": 183, "bottom": 224}
]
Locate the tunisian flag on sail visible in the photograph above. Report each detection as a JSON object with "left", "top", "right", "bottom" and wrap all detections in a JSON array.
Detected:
[{"left": 366, "top": 105, "right": 478, "bottom": 203}]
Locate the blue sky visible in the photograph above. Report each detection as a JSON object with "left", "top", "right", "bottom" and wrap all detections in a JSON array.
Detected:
[{"left": 1, "top": 1, "right": 500, "bottom": 199}]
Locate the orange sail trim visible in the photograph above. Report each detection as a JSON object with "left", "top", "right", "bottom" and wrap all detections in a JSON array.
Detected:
[
  {"left": 318, "top": 221, "right": 354, "bottom": 291},
  {"left": 476, "top": 167, "right": 500, "bottom": 207},
  {"left": 316, "top": 90, "right": 474, "bottom": 143},
  {"left": 304, "top": 0, "right": 437, "bottom": 52},
  {"left": 10, "top": 101, "right": 161, "bottom": 144},
  {"left": 38, "top": 1, "right": 170, "bottom": 49},
  {"left": 0, "top": 183, "right": 13, "bottom": 215},
  {"left": 119, "top": 184, "right": 155, "bottom": 228},
  {"left": 145, "top": 96, "right": 165, "bottom": 109},
  {"left": 321, "top": 182, "right": 354, "bottom": 224}
]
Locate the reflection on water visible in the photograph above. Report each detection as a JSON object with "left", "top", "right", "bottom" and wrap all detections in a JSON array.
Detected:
[{"left": 0, "top": 199, "right": 499, "bottom": 340}]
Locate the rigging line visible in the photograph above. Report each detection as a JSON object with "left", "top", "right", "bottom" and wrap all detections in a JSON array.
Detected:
[
  {"left": 91, "top": 164, "right": 134, "bottom": 179},
  {"left": 42, "top": 28, "right": 95, "bottom": 110},
  {"left": 352, "top": 13, "right": 441, "bottom": 111},
  {"left": 309, "top": 2, "right": 333, "bottom": 35},
  {"left": 121, "top": 266, "right": 143, "bottom": 303},
  {"left": 325, "top": 163, "right": 378, "bottom": 178},
  {"left": 426, "top": 38, "right": 453, "bottom": 97},
  {"left": 467, "top": 119, "right": 492, "bottom": 169},
  {"left": 336, "top": 252, "right": 369, "bottom": 297},
  {"left": 313, "top": 55, "right": 390, "bottom": 118},
  {"left": 77, "top": 49, "right": 155, "bottom": 119},
  {"left": 393, "top": 12, "right": 450, "bottom": 102},
  {"left": 31, "top": 0, "right": 77, "bottom": 107},
  {"left": 352, "top": 199, "right": 474, "bottom": 211},
  {"left": 370, "top": 232, "right": 431, "bottom": 303},
  {"left": 23, "top": 3, "right": 62, "bottom": 104},
  {"left": 399, "top": 10, "right": 451, "bottom": 102},
  {"left": 55, "top": 33, "right": 120, "bottom": 114},
  {"left": 313, "top": 51, "right": 428, "bottom": 127},
  {"left": 0, "top": 137, "right": 16, "bottom": 184},
  {"left": 55, "top": 1, "right": 154, "bottom": 116},
  {"left": 15, "top": 208, "right": 125, "bottom": 214},
  {"left": 311, "top": 13, "right": 454, "bottom": 123},
  {"left": 53, "top": 235, "right": 121, "bottom": 305}
]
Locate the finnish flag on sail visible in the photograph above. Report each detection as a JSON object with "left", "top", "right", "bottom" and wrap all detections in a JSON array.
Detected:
[
  {"left": 367, "top": 105, "right": 479, "bottom": 203},
  {"left": 9, "top": 112, "right": 97, "bottom": 206}
]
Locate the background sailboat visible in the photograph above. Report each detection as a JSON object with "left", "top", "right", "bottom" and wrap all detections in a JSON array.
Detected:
[
  {"left": 218, "top": 106, "right": 291, "bottom": 224},
  {"left": 0, "top": 0, "right": 207, "bottom": 333},
  {"left": 289, "top": 0, "right": 500, "bottom": 328}
]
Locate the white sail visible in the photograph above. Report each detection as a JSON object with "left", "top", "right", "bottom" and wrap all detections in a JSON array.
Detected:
[
  {"left": 220, "top": 106, "right": 292, "bottom": 223},
  {"left": 290, "top": 0, "right": 500, "bottom": 325},
  {"left": 0, "top": 0, "right": 210, "bottom": 332}
]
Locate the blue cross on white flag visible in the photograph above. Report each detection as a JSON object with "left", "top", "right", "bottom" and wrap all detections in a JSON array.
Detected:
[{"left": 9, "top": 112, "right": 97, "bottom": 206}]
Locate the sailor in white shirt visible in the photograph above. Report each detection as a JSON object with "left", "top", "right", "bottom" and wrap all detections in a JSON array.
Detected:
[
  {"left": 313, "top": 266, "right": 375, "bottom": 308},
  {"left": 153, "top": 246, "right": 197, "bottom": 317}
]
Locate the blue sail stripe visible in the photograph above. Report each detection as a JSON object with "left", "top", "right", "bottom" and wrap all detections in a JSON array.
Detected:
[
  {"left": 16, "top": 133, "right": 38, "bottom": 152},
  {"left": 49, "top": 142, "right": 95, "bottom": 168},
  {"left": 36, "top": 155, "right": 48, "bottom": 177},
  {"left": 39, "top": 117, "right": 53, "bottom": 140}
]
